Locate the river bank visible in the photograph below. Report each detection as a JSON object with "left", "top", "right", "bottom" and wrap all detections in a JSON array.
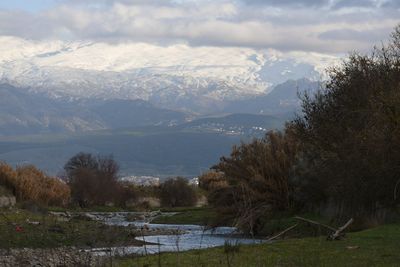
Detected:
[
  {"left": 0, "top": 207, "right": 258, "bottom": 265},
  {"left": 3, "top": 207, "right": 398, "bottom": 267},
  {"left": 117, "top": 223, "right": 400, "bottom": 267},
  {"left": 0, "top": 208, "right": 196, "bottom": 248}
]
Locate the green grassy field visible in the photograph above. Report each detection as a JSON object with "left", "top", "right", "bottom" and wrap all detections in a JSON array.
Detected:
[
  {"left": 0, "top": 209, "right": 142, "bottom": 249},
  {"left": 117, "top": 223, "right": 400, "bottom": 267}
]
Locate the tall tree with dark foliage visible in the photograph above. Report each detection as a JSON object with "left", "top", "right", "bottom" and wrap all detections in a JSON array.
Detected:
[
  {"left": 292, "top": 25, "right": 400, "bottom": 222},
  {"left": 64, "top": 152, "right": 120, "bottom": 207}
]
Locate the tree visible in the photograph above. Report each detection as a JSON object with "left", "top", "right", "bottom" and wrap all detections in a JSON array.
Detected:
[
  {"left": 64, "top": 152, "right": 120, "bottom": 207},
  {"left": 160, "top": 177, "right": 197, "bottom": 207},
  {"left": 210, "top": 129, "right": 299, "bottom": 234},
  {"left": 64, "top": 152, "right": 99, "bottom": 177},
  {"left": 292, "top": 24, "right": 400, "bottom": 221}
]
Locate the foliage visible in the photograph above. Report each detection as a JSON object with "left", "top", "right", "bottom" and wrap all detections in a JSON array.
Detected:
[
  {"left": 198, "top": 171, "right": 228, "bottom": 191},
  {"left": 0, "top": 162, "right": 17, "bottom": 194},
  {"left": 160, "top": 177, "right": 197, "bottom": 207},
  {"left": 292, "top": 25, "right": 400, "bottom": 221},
  {"left": 202, "top": 25, "right": 400, "bottom": 232},
  {"left": 209, "top": 129, "right": 299, "bottom": 234},
  {"left": 0, "top": 162, "right": 70, "bottom": 206},
  {"left": 64, "top": 152, "right": 134, "bottom": 207}
]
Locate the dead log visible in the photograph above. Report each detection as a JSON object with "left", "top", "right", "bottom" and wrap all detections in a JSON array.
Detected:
[
  {"left": 294, "top": 216, "right": 354, "bottom": 240},
  {"left": 328, "top": 218, "right": 354, "bottom": 240},
  {"left": 266, "top": 224, "right": 298, "bottom": 242}
]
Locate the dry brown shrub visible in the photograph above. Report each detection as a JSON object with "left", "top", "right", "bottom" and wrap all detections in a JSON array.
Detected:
[
  {"left": 0, "top": 162, "right": 70, "bottom": 206},
  {"left": 199, "top": 171, "right": 228, "bottom": 191},
  {"left": 0, "top": 162, "right": 17, "bottom": 193}
]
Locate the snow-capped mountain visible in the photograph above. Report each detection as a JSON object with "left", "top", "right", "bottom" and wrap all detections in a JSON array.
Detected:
[{"left": 0, "top": 36, "right": 338, "bottom": 112}]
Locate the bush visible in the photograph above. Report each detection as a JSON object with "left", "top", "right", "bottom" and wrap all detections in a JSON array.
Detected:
[
  {"left": 206, "top": 25, "right": 400, "bottom": 232},
  {"left": 64, "top": 152, "right": 125, "bottom": 207},
  {"left": 292, "top": 25, "right": 400, "bottom": 221},
  {"left": 209, "top": 129, "right": 299, "bottom": 234},
  {"left": 114, "top": 182, "right": 138, "bottom": 207},
  {"left": 0, "top": 162, "right": 70, "bottom": 206},
  {"left": 0, "top": 162, "right": 17, "bottom": 194},
  {"left": 160, "top": 177, "right": 197, "bottom": 207},
  {"left": 199, "top": 171, "right": 228, "bottom": 191}
]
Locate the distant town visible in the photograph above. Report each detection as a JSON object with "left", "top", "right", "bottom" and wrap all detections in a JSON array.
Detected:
[{"left": 120, "top": 175, "right": 199, "bottom": 187}]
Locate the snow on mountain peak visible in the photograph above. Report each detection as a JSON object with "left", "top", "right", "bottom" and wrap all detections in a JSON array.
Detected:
[{"left": 0, "top": 36, "right": 339, "bottom": 107}]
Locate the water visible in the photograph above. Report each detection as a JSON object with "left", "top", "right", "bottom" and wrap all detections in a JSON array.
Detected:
[{"left": 86, "top": 212, "right": 265, "bottom": 256}]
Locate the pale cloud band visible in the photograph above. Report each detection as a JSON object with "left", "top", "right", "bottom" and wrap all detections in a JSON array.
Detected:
[{"left": 0, "top": 0, "right": 398, "bottom": 55}]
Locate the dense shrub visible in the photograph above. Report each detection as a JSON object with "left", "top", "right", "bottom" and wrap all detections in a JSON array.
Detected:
[
  {"left": 0, "top": 162, "right": 70, "bottom": 206},
  {"left": 291, "top": 25, "right": 400, "bottom": 221},
  {"left": 160, "top": 177, "right": 197, "bottom": 207},
  {"left": 114, "top": 182, "right": 138, "bottom": 207},
  {"left": 0, "top": 162, "right": 17, "bottom": 194},
  {"left": 208, "top": 129, "right": 299, "bottom": 234},
  {"left": 64, "top": 152, "right": 125, "bottom": 207},
  {"left": 198, "top": 171, "right": 228, "bottom": 191},
  {"left": 206, "top": 25, "right": 400, "bottom": 232},
  {"left": 209, "top": 26, "right": 400, "bottom": 233}
]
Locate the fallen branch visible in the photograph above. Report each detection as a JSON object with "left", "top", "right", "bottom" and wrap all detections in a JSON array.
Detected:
[
  {"left": 294, "top": 216, "right": 354, "bottom": 241},
  {"left": 266, "top": 223, "right": 298, "bottom": 242},
  {"left": 328, "top": 218, "right": 354, "bottom": 240},
  {"left": 294, "top": 216, "right": 337, "bottom": 232}
]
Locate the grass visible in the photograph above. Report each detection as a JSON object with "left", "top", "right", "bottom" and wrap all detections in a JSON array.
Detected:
[
  {"left": 0, "top": 208, "right": 143, "bottom": 249},
  {"left": 152, "top": 207, "right": 218, "bottom": 225},
  {"left": 117, "top": 223, "right": 400, "bottom": 267},
  {"left": 257, "top": 212, "right": 337, "bottom": 237}
]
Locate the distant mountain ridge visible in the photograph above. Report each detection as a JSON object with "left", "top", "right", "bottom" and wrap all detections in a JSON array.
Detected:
[
  {"left": 0, "top": 84, "right": 188, "bottom": 136},
  {"left": 0, "top": 78, "right": 321, "bottom": 136},
  {"left": 224, "top": 79, "right": 322, "bottom": 115},
  {"left": 0, "top": 78, "right": 322, "bottom": 176},
  {"left": 0, "top": 37, "right": 335, "bottom": 113},
  {"left": 0, "top": 37, "right": 331, "bottom": 177}
]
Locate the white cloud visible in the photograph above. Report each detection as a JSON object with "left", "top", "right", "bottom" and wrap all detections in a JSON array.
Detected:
[{"left": 0, "top": 0, "right": 398, "bottom": 55}]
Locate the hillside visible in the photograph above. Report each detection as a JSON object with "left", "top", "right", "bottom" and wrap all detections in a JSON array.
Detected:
[
  {"left": 224, "top": 79, "right": 322, "bottom": 115},
  {"left": 0, "top": 84, "right": 188, "bottom": 135},
  {"left": 0, "top": 112, "right": 288, "bottom": 177}
]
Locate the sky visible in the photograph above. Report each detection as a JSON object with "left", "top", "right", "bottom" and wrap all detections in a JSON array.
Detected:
[{"left": 0, "top": 0, "right": 398, "bottom": 56}]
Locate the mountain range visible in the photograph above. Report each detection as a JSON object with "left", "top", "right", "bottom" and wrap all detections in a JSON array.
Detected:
[
  {"left": 0, "top": 83, "right": 188, "bottom": 135},
  {"left": 0, "top": 78, "right": 321, "bottom": 177},
  {"left": 0, "top": 37, "right": 327, "bottom": 176},
  {"left": 0, "top": 37, "right": 333, "bottom": 113},
  {"left": 0, "top": 77, "right": 320, "bottom": 136}
]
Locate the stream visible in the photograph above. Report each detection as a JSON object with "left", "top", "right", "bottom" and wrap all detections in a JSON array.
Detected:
[{"left": 85, "top": 212, "right": 265, "bottom": 256}]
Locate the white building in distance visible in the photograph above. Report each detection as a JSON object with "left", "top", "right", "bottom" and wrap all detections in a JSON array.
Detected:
[{"left": 120, "top": 176, "right": 160, "bottom": 186}]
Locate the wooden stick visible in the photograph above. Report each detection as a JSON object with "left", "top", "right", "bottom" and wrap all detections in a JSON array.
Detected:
[
  {"left": 329, "top": 218, "right": 354, "bottom": 240},
  {"left": 294, "top": 216, "right": 337, "bottom": 232},
  {"left": 266, "top": 224, "right": 298, "bottom": 242}
]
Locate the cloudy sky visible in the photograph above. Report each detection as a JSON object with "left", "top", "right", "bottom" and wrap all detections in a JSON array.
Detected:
[{"left": 0, "top": 0, "right": 398, "bottom": 56}]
